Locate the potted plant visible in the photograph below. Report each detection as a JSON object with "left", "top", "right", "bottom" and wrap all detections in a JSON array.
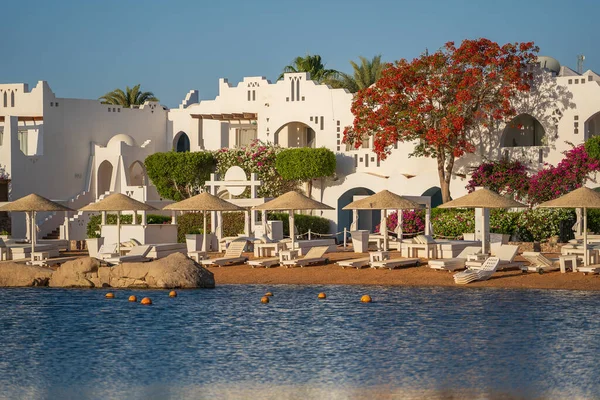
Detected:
[
  {"left": 85, "top": 233, "right": 104, "bottom": 258},
  {"left": 0, "top": 230, "right": 10, "bottom": 240}
]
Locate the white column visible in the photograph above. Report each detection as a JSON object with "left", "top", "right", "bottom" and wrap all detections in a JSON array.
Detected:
[
  {"left": 171, "top": 211, "right": 177, "bottom": 225},
  {"left": 425, "top": 206, "right": 431, "bottom": 235},
  {"left": 101, "top": 211, "right": 107, "bottom": 225},
  {"left": 141, "top": 211, "right": 147, "bottom": 225}
]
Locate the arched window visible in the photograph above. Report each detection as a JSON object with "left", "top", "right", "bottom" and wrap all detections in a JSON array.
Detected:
[
  {"left": 3, "top": 92, "right": 6, "bottom": 108},
  {"left": 10, "top": 91, "right": 14, "bottom": 107},
  {"left": 586, "top": 112, "right": 600, "bottom": 140},
  {"left": 97, "top": 160, "right": 114, "bottom": 196},
  {"left": 501, "top": 114, "right": 546, "bottom": 147},
  {"left": 273, "top": 122, "right": 315, "bottom": 148},
  {"left": 129, "top": 161, "right": 146, "bottom": 186},
  {"left": 174, "top": 132, "right": 190, "bottom": 152}
]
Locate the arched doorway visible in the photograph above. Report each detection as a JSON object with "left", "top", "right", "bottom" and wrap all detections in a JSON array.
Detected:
[
  {"left": 501, "top": 114, "right": 546, "bottom": 147},
  {"left": 174, "top": 131, "right": 190, "bottom": 152},
  {"left": 97, "top": 160, "right": 113, "bottom": 195},
  {"left": 337, "top": 187, "right": 378, "bottom": 232},
  {"left": 422, "top": 187, "right": 443, "bottom": 208},
  {"left": 129, "top": 161, "right": 146, "bottom": 186},
  {"left": 273, "top": 122, "right": 315, "bottom": 148},
  {"left": 585, "top": 111, "right": 600, "bottom": 140}
]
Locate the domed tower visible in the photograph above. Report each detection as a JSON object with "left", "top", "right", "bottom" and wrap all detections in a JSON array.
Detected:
[{"left": 536, "top": 56, "right": 561, "bottom": 76}]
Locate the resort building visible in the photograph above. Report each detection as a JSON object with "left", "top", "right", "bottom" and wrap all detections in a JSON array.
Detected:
[{"left": 0, "top": 56, "right": 599, "bottom": 241}]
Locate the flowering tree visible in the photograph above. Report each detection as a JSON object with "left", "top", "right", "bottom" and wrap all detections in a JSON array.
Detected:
[
  {"left": 214, "top": 140, "right": 299, "bottom": 198},
  {"left": 467, "top": 159, "right": 530, "bottom": 201},
  {"left": 344, "top": 38, "right": 539, "bottom": 203}
]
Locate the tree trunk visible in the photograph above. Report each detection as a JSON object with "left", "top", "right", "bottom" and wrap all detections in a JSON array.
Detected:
[
  {"left": 440, "top": 179, "right": 451, "bottom": 204},
  {"left": 306, "top": 179, "right": 313, "bottom": 199},
  {"left": 437, "top": 150, "right": 455, "bottom": 204}
]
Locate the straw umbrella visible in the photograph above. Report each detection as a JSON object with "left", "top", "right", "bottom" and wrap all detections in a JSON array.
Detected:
[
  {"left": 438, "top": 188, "right": 527, "bottom": 253},
  {"left": 254, "top": 191, "right": 333, "bottom": 250},
  {"left": 343, "top": 190, "right": 423, "bottom": 251},
  {"left": 79, "top": 193, "right": 156, "bottom": 254},
  {"left": 163, "top": 191, "right": 243, "bottom": 252},
  {"left": 0, "top": 193, "right": 74, "bottom": 264},
  {"left": 538, "top": 187, "right": 600, "bottom": 266}
]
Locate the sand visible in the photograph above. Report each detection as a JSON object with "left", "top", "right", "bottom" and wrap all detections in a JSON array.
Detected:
[{"left": 209, "top": 249, "right": 600, "bottom": 291}]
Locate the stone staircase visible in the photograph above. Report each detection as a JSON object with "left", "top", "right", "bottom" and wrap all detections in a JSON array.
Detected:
[
  {"left": 43, "top": 227, "right": 60, "bottom": 240},
  {"left": 59, "top": 191, "right": 112, "bottom": 241},
  {"left": 37, "top": 188, "right": 94, "bottom": 239}
]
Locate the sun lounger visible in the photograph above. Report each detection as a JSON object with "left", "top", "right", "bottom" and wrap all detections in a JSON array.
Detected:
[
  {"left": 201, "top": 240, "right": 248, "bottom": 267},
  {"left": 96, "top": 243, "right": 118, "bottom": 260},
  {"left": 371, "top": 257, "right": 419, "bottom": 270},
  {"left": 281, "top": 246, "right": 329, "bottom": 268},
  {"left": 247, "top": 257, "right": 280, "bottom": 268},
  {"left": 402, "top": 234, "right": 438, "bottom": 259},
  {"left": 428, "top": 246, "right": 481, "bottom": 272},
  {"left": 519, "top": 252, "right": 560, "bottom": 273},
  {"left": 454, "top": 257, "right": 500, "bottom": 284},
  {"left": 466, "top": 244, "right": 520, "bottom": 270},
  {"left": 576, "top": 264, "right": 600, "bottom": 274},
  {"left": 104, "top": 245, "right": 152, "bottom": 265},
  {"left": 337, "top": 257, "right": 371, "bottom": 269}
]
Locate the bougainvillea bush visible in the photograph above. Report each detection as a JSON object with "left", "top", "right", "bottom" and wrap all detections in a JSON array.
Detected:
[
  {"left": 467, "top": 159, "right": 529, "bottom": 201},
  {"left": 214, "top": 140, "right": 298, "bottom": 198},
  {"left": 375, "top": 210, "right": 426, "bottom": 235}
]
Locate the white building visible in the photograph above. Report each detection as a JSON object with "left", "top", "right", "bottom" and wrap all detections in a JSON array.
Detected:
[{"left": 1, "top": 56, "right": 599, "bottom": 240}]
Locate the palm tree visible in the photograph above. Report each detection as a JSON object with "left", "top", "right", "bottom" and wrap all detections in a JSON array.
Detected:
[
  {"left": 279, "top": 54, "right": 339, "bottom": 83},
  {"left": 99, "top": 84, "right": 159, "bottom": 107},
  {"left": 328, "top": 55, "right": 384, "bottom": 93}
]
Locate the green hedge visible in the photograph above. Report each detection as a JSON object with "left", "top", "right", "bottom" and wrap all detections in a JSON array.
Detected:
[
  {"left": 431, "top": 209, "right": 474, "bottom": 238},
  {"left": 176, "top": 212, "right": 246, "bottom": 243},
  {"left": 88, "top": 213, "right": 142, "bottom": 238},
  {"left": 267, "top": 212, "right": 330, "bottom": 236},
  {"left": 275, "top": 147, "right": 336, "bottom": 181}
]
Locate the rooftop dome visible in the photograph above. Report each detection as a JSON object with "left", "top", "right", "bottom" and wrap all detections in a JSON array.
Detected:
[
  {"left": 537, "top": 56, "right": 561, "bottom": 74},
  {"left": 107, "top": 134, "right": 136, "bottom": 147}
]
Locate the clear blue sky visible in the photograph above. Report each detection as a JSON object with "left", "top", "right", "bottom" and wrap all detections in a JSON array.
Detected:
[{"left": 3, "top": 0, "right": 598, "bottom": 108}]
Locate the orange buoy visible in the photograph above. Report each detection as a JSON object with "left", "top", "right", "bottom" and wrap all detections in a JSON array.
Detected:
[
  {"left": 318, "top": 292, "right": 327, "bottom": 299},
  {"left": 105, "top": 293, "right": 115, "bottom": 299},
  {"left": 265, "top": 292, "right": 273, "bottom": 297},
  {"left": 261, "top": 296, "right": 270, "bottom": 304},
  {"left": 361, "top": 295, "right": 372, "bottom": 303},
  {"left": 169, "top": 290, "right": 177, "bottom": 298},
  {"left": 128, "top": 295, "right": 137, "bottom": 302},
  {"left": 140, "top": 297, "right": 152, "bottom": 305}
]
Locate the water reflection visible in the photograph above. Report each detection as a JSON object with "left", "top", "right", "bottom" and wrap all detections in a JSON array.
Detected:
[{"left": 0, "top": 286, "right": 599, "bottom": 399}]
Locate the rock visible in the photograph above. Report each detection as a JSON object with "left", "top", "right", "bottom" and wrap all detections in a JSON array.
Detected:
[
  {"left": 108, "top": 252, "right": 214, "bottom": 289},
  {"left": 49, "top": 257, "right": 101, "bottom": 288},
  {"left": 0, "top": 263, "right": 53, "bottom": 287}
]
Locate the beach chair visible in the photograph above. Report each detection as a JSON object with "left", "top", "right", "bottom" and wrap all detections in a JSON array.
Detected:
[
  {"left": 104, "top": 245, "right": 152, "bottom": 265},
  {"left": 96, "top": 243, "right": 118, "bottom": 260},
  {"left": 247, "top": 257, "right": 280, "bottom": 268},
  {"left": 454, "top": 257, "right": 500, "bottom": 284},
  {"left": 466, "top": 244, "right": 520, "bottom": 270},
  {"left": 519, "top": 252, "right": 560, "bottom": 273},
  {"left": 201, "top": 240, "right": 248, "bottom": 267},
  {"left": 281, "top": 246, "right": 329, "bottom": 268},
  {"left": 576, "top": 264, "right": 600, "bottom": 275},
  {"left": 402, "top": 234, "right": 438, "bottom": 259},
  {"left": 337, "top": 257, "right": 371, "bottom": 269},
  {"left": 428, "top": 246, "right": 481, "bottom": 272},
  {"left": 371, "top": 257, "right": 420, "bottom": 270}
]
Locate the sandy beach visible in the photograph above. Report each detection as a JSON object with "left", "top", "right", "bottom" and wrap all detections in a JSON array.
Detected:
[{"left": 209, "top": 249, "right": 600, "bottom": 291}]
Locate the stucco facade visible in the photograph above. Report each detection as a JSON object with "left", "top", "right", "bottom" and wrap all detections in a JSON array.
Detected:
[{"left": 1, "top": 58, "right": 599, "bottom": 240}]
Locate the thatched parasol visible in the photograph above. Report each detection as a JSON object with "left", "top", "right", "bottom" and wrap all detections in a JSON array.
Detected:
[
  {"left": 439, "top": 188, "right": 527, "bottom": 253},
  {"left": 0, "top": 193, "right": 74, "bottom": 263},
  {"left": 254, "top": 191, "right": 333, "bottom": 249},
  {"left": 163, "top": 192, "right": 243, "bottom": 253},
  {"left": 343, "top": 190, "right": 423, "bottom": 250},
  {"left": 538, "top": 187, "right": 600, "bottom": 266},
  {"left": 80, "top": 193, "right": 156, "bottom": 254}
]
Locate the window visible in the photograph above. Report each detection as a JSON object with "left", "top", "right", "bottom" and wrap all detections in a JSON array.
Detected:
[
  {"left": 108, "top": 108, "right": 111, "bottom": 112},
  {"left": 575, "top": 122, "right": 579, "bottom": 128},
  {"left": 50, "top": 102, "right": 54, "bottom": 107},
  {"left": 575, "top": 79, "right": 579, "bottom": 84},
  {"left": 568, "top": 79, "right": 573, "bottom": 84},
  {"left": 575, "top": 128, "right": 579, "bottom": 134},
  {"left": 575, "top": 115, "right": 579, "bottom": 120},
  {"left": 247, "top": 90, "right": 251, "bottom": 101},
  {"left": 252, "top": 90, "right": 256, "bottom": 101},
  {"left": 0, "top": 131, "right": 3, "bottom": 146},
  {"left": 55, "top": 102, "right": 59, "bottom": 107},
  {"left": 581, "top": 80, "right": 585, "bottom": 84},
  {"left": 10, "top": 91, "right": 14, "bottom": 107},
  {"left": 589, "top": 76, "right": 593, "bottom": 82},
  {"left": 18, "top": 130, "right": 28, "bottom": 154}
]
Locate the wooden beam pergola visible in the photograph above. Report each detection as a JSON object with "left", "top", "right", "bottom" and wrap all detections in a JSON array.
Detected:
[
  {"left": 191, "top": 112, "right": 257, "bottom": 121},
  {"left": 0, "top": 116, "right": 43, "bottom": 123}
]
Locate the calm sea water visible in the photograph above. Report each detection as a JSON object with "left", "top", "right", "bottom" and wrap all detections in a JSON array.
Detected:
[{"left": 0, "top": 285, "right": 599, "bottom": 399}]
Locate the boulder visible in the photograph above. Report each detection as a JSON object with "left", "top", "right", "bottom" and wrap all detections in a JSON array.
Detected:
[
  {"left": 108, "top": 252, "right": 215, "bottom": 289},
  {"left": 49, "top": 257, "right": 101, "bottom": 288},
  {"left": 0, "top": 263, "right": 53, "bottom": 287}
]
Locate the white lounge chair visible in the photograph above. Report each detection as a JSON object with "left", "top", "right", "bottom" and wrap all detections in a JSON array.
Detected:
[
  {"left": 104, "top": 245, "right": 152, "bottom": 265},
  {"left": 576, "top": 264, "right": 600, "bottom": 274},
  {"left": 520, "top": 252, "right": 560, "bottom": 273},
  {"left": 337, "top": 257, "right": 371, "bottom": 269},
  {"left": 371, "top": 257, "right": 419, "bottom": 270},
  {"left": 281, "top": 246, "right": 329, "bottom": 268},
  {"left": 466, "top": 244, "right": 520, "bottom": 270},
  {"left": 247, "top": 257, "right": 280, "bottom": 268},
  {"left": 202, "top": 240, "right": 248, "bottom": 267},
  {"left": 428, "top": 246, "right": 481, "bottom": 272},
  {"left": 402, "top": 234, "right": 438, "bottom": 259},
  {"left": 96, "top": 243, "right": 118, "bottom": 260},
  {"left": 454, "top": 257, "right": 500, "bottom": 284}
]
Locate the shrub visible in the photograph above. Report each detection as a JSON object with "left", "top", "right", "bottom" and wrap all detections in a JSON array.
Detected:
[
  {"left": 145, "top": 151, "right": 216, "bottom": 201},
  {"left": 432, "top": 209, "right": 475, "bottom": 239},
  {"left": 587, "top": 209, "right": 600, "bottom": 234},
  {"left": 222, "top": 212, "right": 246, "bottom": 237},
  {"left": 214, "top": 140, "right": 299, "bottom": 198},
  {"left": 268, "top": 212, "right": 330, "bottom": 236},
  {"left": 585, "top": 136, "right": 600, "bottom": 162},
  {"left": 146, "top": 214, "right": 171, "bottom": 224},
  {"left": 515, "top": 208, "right": 575, "bottom": 242},
  {"left": 489, "top": 209, "right": 520, "bottom": 236},
  {"left": 375, "top": 210, "right": 426, "bottom": 235},
  {"left": 87, "top": 213, "right": 142, "bottom": 239},
  {"left": 176, "top": 212, "right": 246, "bottom": 243},
  {"left": 275, "top": 147, "right": 336, "bottom": 198},
  {"left": 466, "top": 159, "right": 529, "bottom": 202}
]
